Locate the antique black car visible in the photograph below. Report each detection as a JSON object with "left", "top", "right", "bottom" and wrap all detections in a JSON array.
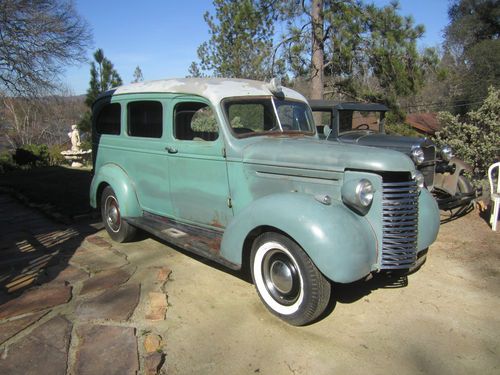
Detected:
[{"left": 309, "top": 100, "right": 476, "bottom": 213}]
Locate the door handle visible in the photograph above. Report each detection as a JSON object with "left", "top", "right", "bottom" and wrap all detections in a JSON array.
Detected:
[{"left": 165, "top": 146, "right": 178, "bottom": 154}]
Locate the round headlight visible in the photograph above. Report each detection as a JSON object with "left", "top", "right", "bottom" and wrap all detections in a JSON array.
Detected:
[
  {"left": 411, "top": 146, "right": 425, "bottom": 165},
  {"left": 441, "top": 145, "right": 453, "bottom": 161},
  {"left": 412, "top": 170, "right": 425, "bottom": 190},
  {"left": 356, "top": 179, "right": 374, "bottom": 207}
]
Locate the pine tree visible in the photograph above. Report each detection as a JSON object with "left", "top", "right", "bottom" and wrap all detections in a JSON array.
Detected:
[
  {"left": 132, "top": 66, "right": 144, "bottom": 83},
  {"left": 191, "top": 0, "right": 276, "bottom": 79},
  {"left": 80, "top": 49, "right": 122, "bottom": 132}
]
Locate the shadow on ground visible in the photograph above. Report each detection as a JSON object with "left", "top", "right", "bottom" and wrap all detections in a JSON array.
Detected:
[{"left": 0, "top": 194, "right": 99, "bottom": 305}]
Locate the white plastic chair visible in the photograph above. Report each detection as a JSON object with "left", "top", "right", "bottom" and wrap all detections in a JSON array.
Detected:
[{"left": 488, "top": 162, "right": 500, "bottom": 231}]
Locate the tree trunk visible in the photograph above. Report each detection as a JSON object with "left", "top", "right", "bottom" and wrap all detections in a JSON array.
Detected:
[{"left": 311, "top": 0, "right": 324, "bottom": 101}]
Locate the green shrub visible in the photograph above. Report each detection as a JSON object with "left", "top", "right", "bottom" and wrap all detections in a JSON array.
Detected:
[
  {"left": 0, "top": 151, "right": 16, "bottom": 174},
  {"left": 13, "top": 144, "right": 51, "bottom": 167},
  {"left": 48, "top": 144, "right": 67, "bottom": 166},
  {"left": 434, "top": 86, "right": 500, "bottom": 180}
]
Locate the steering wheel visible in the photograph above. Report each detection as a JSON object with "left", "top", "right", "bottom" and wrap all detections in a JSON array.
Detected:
[{"left": 355, "top": 123, "right": 370, "bottom": 130}]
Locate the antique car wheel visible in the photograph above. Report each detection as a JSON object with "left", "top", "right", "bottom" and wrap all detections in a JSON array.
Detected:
[
  {"left": 101, "top": 186, "right": 137, "bottom": 242},
  {"left": 250, "top": 232, "right": 331, "bottom": 326}
]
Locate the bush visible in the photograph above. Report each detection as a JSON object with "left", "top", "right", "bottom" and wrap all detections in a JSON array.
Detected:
[
  {"left": 48, "top": 144, "right": 67, "bottom": 166},
  {"left": 0, "top": 151, "right": 16, "bottom": 174},
  {"left": 434, "top": 86, "right": 500, "bottom": 180},
  {"left": 13, "top": 144, "right": 51, "bottom": 167}
]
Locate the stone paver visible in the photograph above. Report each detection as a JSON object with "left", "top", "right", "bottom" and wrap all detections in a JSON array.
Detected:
[
  {"left": 70, "top": 246, "right": 128, "bottom": 272},
  {"left": 0, "top": 282, "right": 72, "bottom": 319},
  {"left": 76, "top": 283, "right": 140, "bottom": 321},
  {"left": 0, "top": 311, "right": 48, "bottom": 344},
  {"left": 145, "top": 292, "right": 168, "bottom": 321},
  {"left": 143, "top": 333, "right": 162, "bottom": 353},
  {"left": 0, "top": 315, "right": 72, "bottom": 375},
  {"left": 75, "top": 325, "right": 138, "bottom": 375},
  {"left": 80, "top": 267, "right": 134, "bottom": 295},
  {"left": 144, "top": 352, "right": 165, "bottom": 375},
  {"left": 85, "top": 235, "right": 112, "bottom": 248},
  {"left": 156, "top": 267, "right": 172, "bottom": 283},
  {"left": 47, "top": 264, "right": 89, "bottom": 285}
]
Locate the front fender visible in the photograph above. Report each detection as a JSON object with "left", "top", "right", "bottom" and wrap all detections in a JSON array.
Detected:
[
  {"left": 418, "top": 188, "right": 440, "bottom": 249},
  {"left": 220, "top": 193, "right": 377, "bottom": 283},
  {"left": 89, "top": 163, "right": 142, "bottom": 218},
  {"left": 434, "top": 157, "right": 472, "bottom": 195}
]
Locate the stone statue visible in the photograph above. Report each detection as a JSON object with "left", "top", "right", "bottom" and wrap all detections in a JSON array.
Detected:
[
  {"left": 68, "top": 124, "right": 81, "bottom": 152},
  {"left": 61, "top": 124, "right": 90, "bottom": 168}
]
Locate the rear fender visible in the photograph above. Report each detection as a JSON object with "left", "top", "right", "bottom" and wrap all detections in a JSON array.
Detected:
[
  {"left": 89, "top": 163, "right": 142, "bottom": 218},
  {"left": 220, "top": 192, "right": 377, "bottom": 283}
]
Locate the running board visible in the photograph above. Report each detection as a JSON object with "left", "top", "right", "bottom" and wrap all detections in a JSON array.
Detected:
[{"left": 126, "top": 212, "right": 239, "bottom": 270}]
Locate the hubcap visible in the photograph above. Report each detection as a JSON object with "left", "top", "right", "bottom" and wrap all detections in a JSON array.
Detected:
[
  {"left": 105, "top": 196, "right": 121, "bottom": 232},
  {"left": 262, "top": 249, "right": 300, "bottom": 306},
  {"left": 270, "top": 260, "right": 293, "bottom": 294}
]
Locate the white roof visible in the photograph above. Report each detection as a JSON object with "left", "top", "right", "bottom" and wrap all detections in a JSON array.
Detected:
[{"left": 110, "top": 78, "right": 307, "bottom": 104}]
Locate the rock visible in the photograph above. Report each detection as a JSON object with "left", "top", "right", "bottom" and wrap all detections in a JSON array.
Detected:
[
  {"left": 80, "top": 267, "right": 133, "bottom": 295},
  {"left": 145, "top": 292, "right": 168, "bottom": 321},
  {"left": 156, "top": 267, "right": 172, "bottom": 282},
  {"left": 0, "top": 311, "right": 48, "bottom": 344},
  {"left": 143, "top": 334, "right": 162, "bottom": 353},
  {"left": 0, "top": 316, "right": 72, "bottom": 375},
  {"left": 0, "top": 283, "right": 72, "bottom": 319},
  {"left": 70, "top": 246, "right": 128, "bottom": 273},
  {"left": 75, "top": 325, "right": 138, "bottom": 375},
  {"left": 144, "top": 352, "right": 166, "bottom": 375},
  {"left": 85, "top": 236, "right": 111, "bottom": 248},
  {"left": 76, "top": 284, "right": 140, "bottom": 322}
]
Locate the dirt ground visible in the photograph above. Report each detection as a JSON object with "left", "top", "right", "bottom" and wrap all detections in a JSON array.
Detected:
[
  {"left": 148, "top": 209, "right": 499, "bottom": 375},
  {"left": 1, "top": 194, "right": 498, "bottom": 374}
]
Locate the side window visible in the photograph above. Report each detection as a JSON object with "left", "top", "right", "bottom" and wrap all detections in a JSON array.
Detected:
[
  {"left": 128, "top": 101, "right": 163, "bottom": 138},
  {"left": 96, "top": 103, "right": 121, "bottom": 135},
  {"left": 174, "top": 102, "right": 218, "bottom": 141}
]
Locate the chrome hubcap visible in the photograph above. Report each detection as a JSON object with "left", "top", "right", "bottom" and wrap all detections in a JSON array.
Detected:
[
  {"left": 270, "top": 260, "right": 293, "bottom": 294},
  {"left": 105, "top": 196, "right": 120, "bottom": 232},
  {"left": 262, "top": 249, "right": 300, "bottom": 306}
]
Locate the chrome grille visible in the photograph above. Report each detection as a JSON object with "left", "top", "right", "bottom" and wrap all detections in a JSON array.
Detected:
[{"left": 381, "top": 178, "right": 419, "bottom": 269}]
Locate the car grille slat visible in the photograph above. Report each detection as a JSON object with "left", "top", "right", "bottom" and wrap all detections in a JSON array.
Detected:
[{"left": 381, "top": 177, "right": 419, "bottom": 270}]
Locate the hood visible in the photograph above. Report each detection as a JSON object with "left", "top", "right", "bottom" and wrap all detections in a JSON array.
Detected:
[
  {"left": 335, "top": 131, "right": 432, "bottom": 154},
  {"left": 242, "top": 136, "right": 415, "bottom": 173}
]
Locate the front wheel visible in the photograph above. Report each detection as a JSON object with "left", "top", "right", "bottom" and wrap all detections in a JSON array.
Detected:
[
  {"left": 101, "top": 186, "right": 137, "bottom": 242},
  {"left": 250, "top": 232, "right": 331, "bottom": 326}
]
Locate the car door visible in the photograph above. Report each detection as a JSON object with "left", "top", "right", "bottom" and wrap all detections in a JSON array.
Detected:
[
  {"left": 166, "top": 97, "right": 233, "bottom": 228},
  {"left": 119, "top": 97, "right": 174, "bottom": 216}
]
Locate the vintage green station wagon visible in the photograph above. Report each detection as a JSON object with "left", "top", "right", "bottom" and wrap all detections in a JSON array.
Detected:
[{"left": 90, "top": 78, "right": 440, "bottom": 325}]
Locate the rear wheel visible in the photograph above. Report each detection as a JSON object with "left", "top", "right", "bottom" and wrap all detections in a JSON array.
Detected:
[
  {"left": 250, "top": 232, "right": 331, "bottom": 326},
  {"left": 101, "top": 186, "right": 137, "bottom": 242}
]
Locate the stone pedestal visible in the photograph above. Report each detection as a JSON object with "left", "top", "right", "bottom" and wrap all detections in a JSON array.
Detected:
[{"left": 60, "top": 150, "right": 92, "bottom": 168}]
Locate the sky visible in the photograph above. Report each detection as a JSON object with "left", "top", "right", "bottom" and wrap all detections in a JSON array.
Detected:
[{"left": 62, "top": 0, "right": 451, "bottom": 95}]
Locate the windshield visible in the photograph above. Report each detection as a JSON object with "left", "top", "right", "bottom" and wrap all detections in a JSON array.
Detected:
[
  {"left": 338, "top": 110, "right": 384, "bottom": 133},
  {"left": 224, "top": 98, "right": 315, "bottom": 137}
]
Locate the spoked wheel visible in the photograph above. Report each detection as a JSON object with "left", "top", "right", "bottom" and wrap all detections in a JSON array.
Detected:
[
  {"left": 250, "top": 232, "right": 331, "bottom": 326},
  {"left": 101, "top": 186, "right": 137, "bottom": 242}
]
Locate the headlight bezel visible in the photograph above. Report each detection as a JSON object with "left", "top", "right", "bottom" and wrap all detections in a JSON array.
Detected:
[
  {"left": 411, "top": 146, "right": 425, "bottom": 165},
  {"left": 341, "top": 178, "right": 375, "bottom": 215},
  {"left": 412, "top": 170, "right": 425, "bottom": 191},
  {"left": 440, "top": 145, "right": 453, "bottom": 161},
  {"left": 356, "top": 179, "right": 374, "bottom": 207}
]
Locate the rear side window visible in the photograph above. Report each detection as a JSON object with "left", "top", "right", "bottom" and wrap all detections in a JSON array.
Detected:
[
  {"left": 96, "top": 103, "right": 121, "bottom": 135},
  {"left": 128, "top": 101, "right": 163, "bottom": 138}
]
